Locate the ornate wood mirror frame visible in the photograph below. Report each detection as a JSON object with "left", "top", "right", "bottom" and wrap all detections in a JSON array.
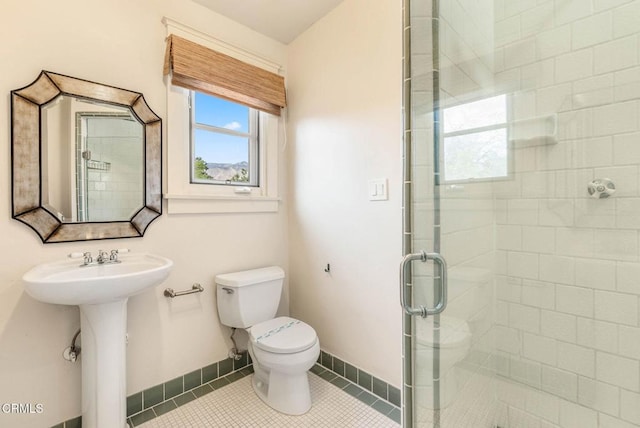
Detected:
[{"left": 11, "top": 71, "right": 162, "bottom": 243}]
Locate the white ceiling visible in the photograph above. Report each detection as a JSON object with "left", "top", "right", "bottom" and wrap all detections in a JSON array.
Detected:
[{"left": 192, "top": 0, "right": 345, "bottom": 44}]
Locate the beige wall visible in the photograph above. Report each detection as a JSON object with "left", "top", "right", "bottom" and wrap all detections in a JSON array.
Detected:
[
  {"left": 286, "top": 0, "right": 403, "bottom": 386},
  {"left": 0, "top": 1, "right": 288, "bottom": 426}
]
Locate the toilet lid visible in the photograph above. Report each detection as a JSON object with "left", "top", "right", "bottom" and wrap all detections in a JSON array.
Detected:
[
  {"left": 250, "top": 316, "right": 317, "bottom": 354},
  {"left": 416, "top": 316, "right": 471, "bottom": 349}
]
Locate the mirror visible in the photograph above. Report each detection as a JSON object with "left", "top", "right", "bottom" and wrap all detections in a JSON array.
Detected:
[{"left": 11, "top": 71, "right": 162, "bottom": 243}]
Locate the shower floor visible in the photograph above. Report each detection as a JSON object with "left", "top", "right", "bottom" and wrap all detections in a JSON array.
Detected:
[{"left": 137, "top": 371, "right": 399, "bottom": 427}]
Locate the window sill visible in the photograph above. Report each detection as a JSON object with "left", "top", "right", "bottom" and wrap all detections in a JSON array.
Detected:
[{"left": 165, "top": 194, "right": 280, "bottom": 214}]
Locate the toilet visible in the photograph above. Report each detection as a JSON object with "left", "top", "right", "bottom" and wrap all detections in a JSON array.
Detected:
[
  {"left": 215, "top": 266, "right": 320, "bottom": 415},
  {"left": 415, "top": 315, "right": 472, "bottom": 409}
]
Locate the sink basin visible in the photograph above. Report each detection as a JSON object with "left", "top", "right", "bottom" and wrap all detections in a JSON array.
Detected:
[
  {"left": 23, "top": 252, "right": 173, "bottom": 305},
  {"left": 23, "top": 252, "right": 173, "bottom": 428}
]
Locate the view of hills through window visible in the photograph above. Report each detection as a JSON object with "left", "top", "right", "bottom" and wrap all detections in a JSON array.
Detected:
[{"left": 192, "top": 92, "right": 253, "bottom": 184}]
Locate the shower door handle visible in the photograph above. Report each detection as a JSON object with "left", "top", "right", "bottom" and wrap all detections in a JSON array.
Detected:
[{"left": 399, "top": 251, "right": 448, "bottom": 318}]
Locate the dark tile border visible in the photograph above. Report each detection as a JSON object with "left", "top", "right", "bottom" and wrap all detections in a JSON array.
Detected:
[
  {"left": 53, "top": 353, "right": 251, "bottom": 428},
  {"left": 317, "top": 350, "right": 401, "bottom": 408},
  {"left": 53, "top": 349, "right": 401, "bottom": 427},
  {"left": 311, "top": 363, "right": 400, "bottom": 424}
]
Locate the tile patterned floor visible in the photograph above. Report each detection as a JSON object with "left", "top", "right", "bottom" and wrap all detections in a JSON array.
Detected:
[{"left": 139, "top": 372, "right": 400, "bottom": 427}]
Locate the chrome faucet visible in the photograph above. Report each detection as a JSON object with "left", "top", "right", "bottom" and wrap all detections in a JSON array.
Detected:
[
  {"left": 96, "top": 250, "right": 109, "bottom": 264},
  {"left": 70, "top": 249, "right": 127, "bottom": 267}
]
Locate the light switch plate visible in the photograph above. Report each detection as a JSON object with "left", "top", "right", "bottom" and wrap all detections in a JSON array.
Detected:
[{"left": 369, "top": 178, "right": 388, "bottom": 201}]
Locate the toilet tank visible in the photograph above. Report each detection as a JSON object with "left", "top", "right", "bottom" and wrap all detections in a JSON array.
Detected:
[{"left": 216, "top": 266, "right": 285, "bottom": 328}]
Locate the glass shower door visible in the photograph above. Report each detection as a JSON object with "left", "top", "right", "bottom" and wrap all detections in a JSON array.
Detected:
[{"left": 404, "top": 0, "right": 640, "bottom": 427}]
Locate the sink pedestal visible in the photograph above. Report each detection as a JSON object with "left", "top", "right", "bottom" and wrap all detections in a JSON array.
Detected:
[{"left": 80, "top": 299, "right": 129, "bottom": 428}]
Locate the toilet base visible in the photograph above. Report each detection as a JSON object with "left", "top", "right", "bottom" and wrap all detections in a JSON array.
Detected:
[{"left": 251, "top": 371, "right": 312, "bottom": 415}]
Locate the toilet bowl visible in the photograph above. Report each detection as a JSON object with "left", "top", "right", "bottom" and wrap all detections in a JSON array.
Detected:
[
  {"left": 216, "top": 267, "right": 320, "bottom": 415},
  {"left": 415, "top": 316, "right": 471, "bottom": 409},
  {"left": 248, "top": 316, "right": 320, "bottom": 415}
]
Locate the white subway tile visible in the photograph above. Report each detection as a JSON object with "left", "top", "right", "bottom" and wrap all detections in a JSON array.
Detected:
[
  {"left": 495, "top": 15, "right": 522, "bottom": 47},
  {"left": 618, "top": 325, "right": 640, "bottom": 359},
  {"left": 522, "top": 2, "right": 555, "bottom": 37},
  {"left": 595, "top": 36, "right": 639, "bottom": 75},
  {"left": 522, "top": 58, "right": 556, "bottom": 90},
  {"left": 525, "top": 388, "right": 560, "bottom": 423},
  {"left": 594, "top": 228, "right": 638, "bottom": 261},
  {"left": 540, "top": 200, "right": 575, "bottom": 227},
  {"left": 497, "top": 300, "right": 510, "bottom": 326},
  {"left": 536, "top": 83, "right": 573, "bottom": 115},
  {"left": 620, "top": 389, "right": 640, "bottom": 425},
  {"left": 558, "top": 342, "right": 596, "bottom": 377},
  {"left": 496, "top": 326, "right": 522, "bottom": 354},
  {"left": 574, "top": 258, "right": 616, "bottom": 290},
  {"left": 525, "top": 334, "right": 558, "bottom": 368},
  {"left": 614, "top": 132, "right": 640, "bottom": 165},
  {"left": 505, "top": 38, "right": 537, "bottom": 69},
  {"left": 592, "top": 101, "right": 639, "bottom": 137},
  {"left": 595, "top": 0, "right": 633, "bottom": 12},
  {"left": 556, "top": 49, "right": 594, "bottom": 84},
  {"left": 572, "top": 11, "right": 613, "bottom": 50},
  {"left": 556, "top": 227, "right": 594, "bottom": 258},
  {"left": 512, "top": 90, "right": 537, "bottom": 121},
  {"left": 522, "top": 171, "right": 557, "bottom": 198},
  {"left": 522, "top": 226, "right": 555, "bottom": 254},
  {"left": 613, "top": 1, "right": 640, "bottom": 37},
  {"left": 497, "top": 225, "right": 523, "bottom": 251},
  {"left": 542, "top": 365, "right": 578, "bottom": 401},
  {"left": 559, "top": 399, "right": 598, "bottom": 428},
  {"left": 509, "top": 302, "right": 541, "bottom": 333},
  {"left": 595, "top": 290, "right": 639, "bottom": 325},
  {"left": 558, "top": 109, "right": 594, "bottom": 140},
  {"left": 600, "top": 414, "right": 639, "bottom": 428},
  {"left": 511, "top": 358, "right": 542, "bottom": 388},
  {"left": 574, "top": 198, "right": 616, "bottom": 229},
  {"left": 554, "top": 169, "right": 580, "bottom": 198},
  {"left": 557, "top": 284, "right": 594, "bottom": 317},
  {"left": 536, "top": 25, "right": 572, "bottom": 59},
  {"left": 496, "top": 275, "right": 523, "bottom": 303},
  {"left": 508, "top": 251, "right": 540, "bottom": 280},
  {"left": 572, "top": 74, "right": 614, "bottom": 109},
  {"left": 596, "top": 351, "right": 640, "bottom": 391},
  {"left": 540, "top": 255, "right": 575, "bottom": 284},
  {"left": 574, "top": 136, "right": 613, "bottom": 168},
  {"left": 616, "top": 262, "right": 640, "bottom": 295},
  {"left": 508, "top": 199, "right": 539, "bottom": 225},
  {"left": 614, "top": 67, "right": 640, "bottom": 104},
  {"left": 577, "top": 318, "right": 619, "bottom": 352},
  {"left": 555, "top": 0, "right": 595, "bottom": 25},
  {"left": 578, "top": 376, "right": 620, "bottom": 417},
  {"left": 537, "top": 140, "right": 574, "bottom": 172},
  {"left": 542, "top": 309, "right": 577, "bottom": 342}
]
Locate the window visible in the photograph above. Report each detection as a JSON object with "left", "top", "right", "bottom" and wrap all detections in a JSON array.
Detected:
[
  {"left": 191, "top": 92, "right": 259, "bottom": 186},
  {"left": 162, "top": 24, "right": 286, "bottom": 214},
  {"left": 442, "top": 94, "right": 509, "bottom": 182}
]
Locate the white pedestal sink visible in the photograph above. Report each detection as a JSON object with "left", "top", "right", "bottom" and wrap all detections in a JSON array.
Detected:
[{"left": 23, "top": 252, "right": 173, "bottom": 428}]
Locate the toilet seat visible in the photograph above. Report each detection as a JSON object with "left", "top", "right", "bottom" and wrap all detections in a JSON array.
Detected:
[
  {"left": 250, "top": 316, "right": 317, "bottom": 354},
  {"left": 416, "top": 316, "right": 471, "bottom": 348}
]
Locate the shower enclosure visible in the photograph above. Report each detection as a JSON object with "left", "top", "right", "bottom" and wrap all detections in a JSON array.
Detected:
[{"left": 402, "top": 0, "right": 640, "bottom": 427}]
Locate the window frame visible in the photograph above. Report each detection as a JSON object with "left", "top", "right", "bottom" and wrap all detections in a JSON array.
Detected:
[
  {"left": 189, "top": 91, "right": 260, "bottom": 187},
  {"left": 441, "top": 94, "right": 512, "bottom": 184}
]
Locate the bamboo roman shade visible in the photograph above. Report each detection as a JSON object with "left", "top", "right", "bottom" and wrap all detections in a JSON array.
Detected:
[{"left": 164, "top": 34, "right": 286, "bottom": 116}]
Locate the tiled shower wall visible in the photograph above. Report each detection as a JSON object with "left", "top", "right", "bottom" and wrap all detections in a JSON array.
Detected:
[
  {"left": 492, "top": 0, "right": 640, "bottom": 427},
  {"left": 410, "top": 0, "right": 640, "bottom": 426},
  {"left": 84, "top": 117, "right": 144, "bottom": 221}
]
